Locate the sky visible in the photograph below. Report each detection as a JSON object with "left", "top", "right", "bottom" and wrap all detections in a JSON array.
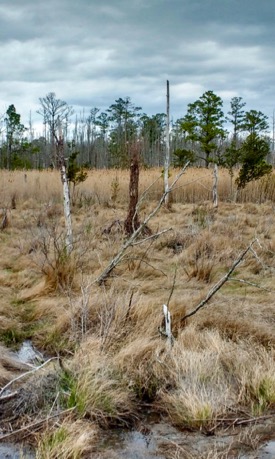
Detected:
[{"left": 1, "top": 0, "right": 275, "bottom": 134}]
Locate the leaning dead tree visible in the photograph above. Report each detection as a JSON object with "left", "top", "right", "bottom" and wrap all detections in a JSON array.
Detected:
[
  {"left": 124, "top": 143, "right": 140, "bottom": 236},
  {"left": 96, "top": 163, "right": 189, "bottom": 285}
]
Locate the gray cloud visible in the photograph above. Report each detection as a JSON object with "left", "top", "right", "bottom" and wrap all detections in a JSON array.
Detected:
[{"left": 1, "top": 0, "right": 275, "bottom": 132}]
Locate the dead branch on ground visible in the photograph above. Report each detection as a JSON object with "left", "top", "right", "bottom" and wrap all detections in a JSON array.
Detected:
[{"left": 0, "top": 358, "right": 59, "bottom": 398}]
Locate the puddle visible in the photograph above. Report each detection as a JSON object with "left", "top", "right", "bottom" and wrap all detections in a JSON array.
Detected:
[
  {"left": 0, "top": 442, "right": 34, "bottom": 458},
  {"left": 260, "top": 440, "right": 275, "bottom": 458},
  {"left": 99, "top": 428, "right": 166, "bottom": 458},
  {"left": 16, "top": 340, "right": 43, "bottom": 364},
  {"left": 97, "top": 421, "right": 275, "bottom": 459},
  {"left": 1, "top": 343, "right": 275, "bottom": 458}
]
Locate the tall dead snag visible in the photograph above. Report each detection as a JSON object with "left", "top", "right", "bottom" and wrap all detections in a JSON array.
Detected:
[
  {"left": 56, "top": 120, "right": 73, "bottom": 255},
  {"left": 124, "top": 143, "right": 140, "bottom": 236},
  {"left": 164, "top": 80, "right": 170, "bottom": 207},
  {"left": 38, "top": 93, "right": 74, "bottom": 255}
]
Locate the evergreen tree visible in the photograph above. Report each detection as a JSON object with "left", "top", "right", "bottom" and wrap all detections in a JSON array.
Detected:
[
  {"left": 223, "top": 97, "right": 246, "bottom": 180},
  {"left": 243, "top": 110, "right": 269, "bottom": 135},
  {"left": 227, "top": 97, "right": 246, "bottom": 141},
  {"left": 140, "top": 113, "right": 166, "bottom": 166},
  {"left": 180, "top": 91, "right": 226, "bottom": 167},
  {"left": 1, "top": 105, "right": 38, "bottom": 169},
  {"left": 107, "top": 97, "right": 141, "bottom": 167},
  {"left": 236, "top": 133, "right": 271, "bottom": 189}
]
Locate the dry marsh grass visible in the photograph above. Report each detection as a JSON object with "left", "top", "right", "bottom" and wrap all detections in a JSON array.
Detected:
[
  {"left": 1, "top": 168, "right": 275, "bottom": 456},
  {"left": 36, "top": 419, "right": 97, "bottom": 459}
]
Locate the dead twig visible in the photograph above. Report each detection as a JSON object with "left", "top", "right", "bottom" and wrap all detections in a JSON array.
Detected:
[
  {"left": 228, "top": 277, "right": 273, "bottom": 292},
  {"left": 0, "top": 357, "right": 59, "bottom": 397},
  {"left": 124, "top": 256, "right": 168, "bottom": 277},
  {"left": 123, "top": 291, "right": 134, "bottom": 325},
  {"left": 0, "top": 407, "right": 75, "bottom": 441},
  {"left": 0, "top": 208, "right": 8, "bottom": 230},
  {"left": 181, "top": 239, "right": 257, "bottom": 321},
  {"left": 167, "top": 266, "right": 177, "bottom": 308},
  {"left": 0, "top": 391, "right": 18, "bottom": 402},
  {"left": 208, "top": 414, "right": 275, "bottom": 433},
  {"left": 131, "top": 227, "right": 172, "bottom": 246}
]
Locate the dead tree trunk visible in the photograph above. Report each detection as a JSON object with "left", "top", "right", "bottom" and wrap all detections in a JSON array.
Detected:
[
  {"left": 56, "top": 122, "right": 73, "bottom": 254},
  {"left": 213, "top": 163, "right": 218, "bottom": 208},
  {"left": 124, "top": 144, "right": 140, "bottom": 236},
  {"left": 164, "top": 80, "right": 170, "bottom": 207}
]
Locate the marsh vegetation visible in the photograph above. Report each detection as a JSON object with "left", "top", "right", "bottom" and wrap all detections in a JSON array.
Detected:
[{"left": 1, "top": 168, "right": 275, "bottom": 458}]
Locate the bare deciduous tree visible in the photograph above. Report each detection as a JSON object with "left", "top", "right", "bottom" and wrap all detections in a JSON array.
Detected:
[
  {"left": 38, "top": 93, "right": 74, "bottom": 254},
  {"left": 38, "top": 92, "right": 73, "bottom": 167}
]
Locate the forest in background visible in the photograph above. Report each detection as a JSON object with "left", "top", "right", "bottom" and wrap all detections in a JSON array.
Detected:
[{"left": 0, "top": 91, "right": 274, "bottom": 172}]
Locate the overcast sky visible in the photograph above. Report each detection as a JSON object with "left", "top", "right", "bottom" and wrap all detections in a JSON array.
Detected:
[{"left": 1, "top": 0, "right": 275, "bottom": 133}]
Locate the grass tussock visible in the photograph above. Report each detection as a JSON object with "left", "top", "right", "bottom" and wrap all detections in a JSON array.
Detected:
[
  {"left": 36, "top": 419, "right": 97, "bottom": 459},
  {"left": 160, "top": 327, "right": 275, "bottom": 426},
  {"left": 68, "top": 337, "right": 135, "bottom": 425},
  {"left": 1, "top": 168, "right": 275, "bottom": 455}
]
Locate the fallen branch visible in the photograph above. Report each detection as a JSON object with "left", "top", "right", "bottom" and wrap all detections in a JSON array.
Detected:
[
  {"left": 96, "top": 163, "right": 189, "bottom": 285},
  {"left": 167, "top": 266, "right": 177, "bottom": 308},
  {"left": 0, "top": 407, "right": 75, "bottom": 441},
  {"left": 181, "top": 239, "right": 257, "bottom": 321},
  {"left": 131, "top": 227, "right": 172, "bottom": 246},
  {"left": 209, "top": 414, "right": 275, "bottom": 433},
  {"left": 0, "top": 391, "right": 18, "bottom": 402},
  {"left": 0, "top": 357, "right": 59, "bottom": 397},
  {"left": 123, "top": 256, "right": 168, "bottom": 277}
]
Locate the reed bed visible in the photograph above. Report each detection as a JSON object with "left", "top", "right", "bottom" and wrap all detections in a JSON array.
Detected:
[{"left": 1, "top": 167, "right": 275, "bottom": 209}]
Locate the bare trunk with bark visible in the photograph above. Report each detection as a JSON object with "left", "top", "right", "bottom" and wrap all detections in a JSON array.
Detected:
[{"left": 124, "top": 144, "right": 140, "bottom": 236}]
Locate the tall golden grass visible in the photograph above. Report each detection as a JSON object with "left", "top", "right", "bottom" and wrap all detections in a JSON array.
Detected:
[
  {"left": 1, "top": 168, "right": 275, "bottom": 457},
  {"left": 1, "top": 167, "right": 275, "bottom": 207}
]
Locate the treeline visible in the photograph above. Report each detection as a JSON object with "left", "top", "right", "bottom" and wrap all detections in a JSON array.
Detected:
[{"left": 0, "top": 91, "right": 273, "bottom": 173}]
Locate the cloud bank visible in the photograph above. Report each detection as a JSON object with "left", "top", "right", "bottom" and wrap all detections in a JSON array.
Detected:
[{"left": 1, "top": 0, "right": 274, "bottom": 132}]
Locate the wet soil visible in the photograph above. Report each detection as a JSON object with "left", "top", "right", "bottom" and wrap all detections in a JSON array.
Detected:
[
  {"left": 1, "top": 342, "right": 275, "bottom": 458},
  {"left": 93, "top": 416, "right": 275, "bottom": 459},
  {"left": 0, "top": 442, "right": 34, "bottom": 458}
]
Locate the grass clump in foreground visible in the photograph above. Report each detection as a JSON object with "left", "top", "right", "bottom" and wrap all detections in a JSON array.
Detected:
[
  {"left": 36, "top": 420, "right": 97, "bottom": 459},
  {"left": 1, "top": 169, "right": 275, "bottom": 457},
  {"left": 66, "top": 337, "right": 135, "bottom": 425}
]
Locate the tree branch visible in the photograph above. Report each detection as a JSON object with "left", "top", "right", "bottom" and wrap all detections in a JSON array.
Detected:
[
  {"left": 228, "top": 277, "right": 273, "bottom": 292},
  {"left": 181, "top": 239, "right": 257, "bottom": 321},
  {"left": 0, "top": 407, "right": 75, "bottom": 441},
  {"left": 0, "top": 358, "right": 59, "bottom": 397}
]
